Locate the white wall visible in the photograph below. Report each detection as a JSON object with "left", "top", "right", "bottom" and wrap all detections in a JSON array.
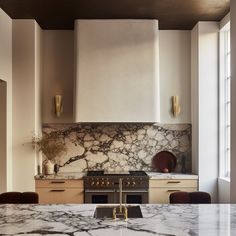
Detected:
[
  {"left": 43, "top": 30, "right": 191, "bottom": 124},
  {"left": 191, "top": 24, "right": 199, "bottom": 175},
  {"left": 218, "top": 178, "right": 230, "bottom": 203},
  {"left": 220, "top": 13, "right": 230, "bottom": 29},
  {"left": 0, "top": 80, "right": 7, "bottom": 192},
  {"left": 12, "top": 20, "right": 42, "bottom": 191},
  {"left": 231, "top": 0, "right": 236, "bottom": 203},
  {"left": 0, "top": 8, "right": 12, "bottom": 192},
  {"left": 42, "top": 30, "right": 74, "bottom": 123},
  {"left": 159, "top": 31, "right": 191, "bottom": 123},
  {"left": 191, "top": 22, "right": 219, "bottom": 202}
]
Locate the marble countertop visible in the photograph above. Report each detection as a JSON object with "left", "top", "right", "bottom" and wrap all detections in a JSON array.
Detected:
[
  {"left": 35, "top": 172, "right": 198, "bottom": 180},
  {"left": 34, "top": 172, "right": 86, "bottom": 180},
  {"left": 0, "top": 204, "right": 234, "bottom": 235},
  {"left": 147, "top": 172, "right": 198, "bottom": 179}
]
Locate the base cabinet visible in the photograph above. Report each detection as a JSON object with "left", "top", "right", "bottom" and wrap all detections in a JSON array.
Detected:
[
  {"left": 149, "top": 179, "right": 198, "bottom": 203},
  {"left": 35, "top": 180, "right": 84, "bottom": 204}
]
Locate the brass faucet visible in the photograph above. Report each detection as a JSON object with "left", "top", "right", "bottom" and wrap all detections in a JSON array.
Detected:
[{"left": 113, "top": 178, "right": 128, "bottom": 220}]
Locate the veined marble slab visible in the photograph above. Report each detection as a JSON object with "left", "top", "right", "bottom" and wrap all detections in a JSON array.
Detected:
[
  {"left": 34, "top": 172, "right": 85, "bottom": 180},
  {"left": 0, "top": 204, "right": 234, "bottom": 235},
  {"left": 42, "top": 123, "right": 192, "bottom": 173},
  {"left": 147, "top": 172, "right": 198, "bottom": 180}
]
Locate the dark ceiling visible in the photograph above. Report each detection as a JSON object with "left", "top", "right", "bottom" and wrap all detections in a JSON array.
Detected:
[{"left": 0, "top": 0, "right": 230, "bottom": 30}]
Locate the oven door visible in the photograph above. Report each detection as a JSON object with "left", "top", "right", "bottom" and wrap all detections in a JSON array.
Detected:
[
  {"left": 84, "top": 189, "right": 115, "bottom": 204},
  {"left": 120, "top": 189, "right": 149, "bottom": 204}
]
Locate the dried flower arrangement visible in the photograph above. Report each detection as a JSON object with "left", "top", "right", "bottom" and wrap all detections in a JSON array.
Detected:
[{"left": 32, "top": 132, "right": 67, "bottom": 161}]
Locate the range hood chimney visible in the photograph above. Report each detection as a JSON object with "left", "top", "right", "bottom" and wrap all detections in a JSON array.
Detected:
[{"left": 74, "top": 20, "right": 160, "bottom": 122}]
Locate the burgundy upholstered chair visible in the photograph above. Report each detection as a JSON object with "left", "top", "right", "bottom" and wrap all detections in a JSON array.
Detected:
[
  {"left": 169, "top": 191, "right": 211, "bottom": 204},
  {"left": 0, "top": 192, "right": 39, "bottom": 204},
  {"left": 169, "top": 191, "right": 190, "bottom": 204},
  {"left": 189, "top": 191, "right": 211, "bottom": 204}
]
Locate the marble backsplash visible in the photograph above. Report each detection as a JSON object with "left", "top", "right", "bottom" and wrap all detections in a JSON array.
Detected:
[{"left": 43, "top": 123, "right": 192, "bottom": 173}]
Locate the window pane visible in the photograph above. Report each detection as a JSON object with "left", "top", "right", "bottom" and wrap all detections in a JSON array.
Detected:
[
  {"left": 227, "top": 104, "right": 230, "bottom": 125},
  {"left": 227, "top": 127, "right": 230, "bottom": 149},
  {"left": 227, "top": 78, "right": 231, "bottom": 102},
  {"left": 220, "top": 28, "right": 231, "bottom": 178},
  {"left": 227, "top": 31, "right": 230, "bottom": 52},
  {"left": 227, "top": 55, "right": 231, "bottom": 77}
]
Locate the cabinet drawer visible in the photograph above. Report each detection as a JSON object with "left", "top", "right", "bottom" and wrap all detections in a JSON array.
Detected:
[
  {"left": 149, "top": 187, "right": 197, "bottom": 204},
  {"left": 149, "top": 179, "right": 197, "bottom": 188},
  {"left": 36, "top": 188, "right": 84, "bottom": 204},
  {"left": 35, "top": 180, "right": 84, "bottom": 188}
]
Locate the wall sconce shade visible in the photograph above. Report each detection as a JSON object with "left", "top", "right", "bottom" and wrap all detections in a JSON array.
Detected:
[
  {"left": 172, "top": 96, "right": 180, "bottom": 117},
  {"left": 55, "top": 95, "right": 63, "bottom": 117}
]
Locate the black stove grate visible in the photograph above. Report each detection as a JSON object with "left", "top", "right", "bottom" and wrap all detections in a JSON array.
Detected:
[
  {"left": 86, "top": 171, "right": 104, "bottom": 176},
  {"left": 86, "top": 170, "right": 147, "bottom": 177}
]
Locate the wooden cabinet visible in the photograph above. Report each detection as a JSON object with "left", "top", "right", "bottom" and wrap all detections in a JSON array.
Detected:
[
  {"left": 35, "top": 179, "right": 84, "bottom": 204},
  {"left": 149, "top": 179, "right": 198, "bottom": 203}
]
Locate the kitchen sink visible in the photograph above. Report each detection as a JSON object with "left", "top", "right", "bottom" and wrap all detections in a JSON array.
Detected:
[{"left": 94, "top": 205, "right": 143, "bottom": 219}]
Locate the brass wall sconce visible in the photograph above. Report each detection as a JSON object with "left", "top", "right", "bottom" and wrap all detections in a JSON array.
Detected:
[
  {"left": 55, "top": 95, "right": 63, "bottom": 117},
  {"left": 172, "top": 96, "right": 180, "bottom": 117}
]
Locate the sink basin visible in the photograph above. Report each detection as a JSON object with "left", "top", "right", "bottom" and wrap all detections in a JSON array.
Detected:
[{"left": 94, "top": 205, "right": 143, "bottom": 219}]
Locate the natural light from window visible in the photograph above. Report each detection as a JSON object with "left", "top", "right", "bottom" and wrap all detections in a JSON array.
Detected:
[{"left": 220, "top": 23, "right": 231, "bottom": 179}]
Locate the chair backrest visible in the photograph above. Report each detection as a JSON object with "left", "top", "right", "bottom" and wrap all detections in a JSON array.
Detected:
[
  {"left": 189, "top": 191, "right": 211, "bottom": 204},
  {"left": 169, "top": 191, "right": 211, "bottom": 204},
  {"left": 0, "top": 192, "right": 39, "bottom": 204},
  {"left": 169, "top": 191, "right": 190, "bottom": 203}
]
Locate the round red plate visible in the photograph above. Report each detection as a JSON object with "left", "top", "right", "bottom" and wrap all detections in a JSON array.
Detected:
[{"left": 152, "top": 151, "right": 177, "bottom": 173}]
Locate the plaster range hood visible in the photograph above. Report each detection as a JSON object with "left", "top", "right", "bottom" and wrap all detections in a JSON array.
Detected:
[{"left": 74, "top": 19, "right": 160, "bottom": 122}]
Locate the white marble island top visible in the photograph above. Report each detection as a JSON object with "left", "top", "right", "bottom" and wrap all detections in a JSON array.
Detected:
[{"left": 0, "top": 204, "right": 234, "bottom": 235}]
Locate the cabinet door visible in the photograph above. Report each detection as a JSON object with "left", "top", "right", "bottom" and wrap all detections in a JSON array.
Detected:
[
  {"left": 149, "top": 179, "right": 198, "bottom": 188},
  {"left": 149, "top": 187, "right": 197, "bottom": 204},
  {"left": 36, "top": 188, "right": 84, "bottom": 204},
  {"left": 36, "top": 180, "right": 83, "bottom": 188}
]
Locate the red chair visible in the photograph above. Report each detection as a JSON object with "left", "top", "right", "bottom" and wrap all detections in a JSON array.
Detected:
[
  {"left": 169, "top": 191, "right": 211, "bottom": 204},
  {"left": 0, "top": 192, "right": 39, "bottom": 204},
  {"left": 189, "top": 191, "right": 211, "bottom": 204},
  {"left": 169, "top": 191, "right": 190, "bottom": 203}
]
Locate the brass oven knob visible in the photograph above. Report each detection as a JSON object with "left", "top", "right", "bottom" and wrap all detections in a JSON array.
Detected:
[
  {"left": 91, "top": 181, "right": 95, "bottom": 186},
  {"left": 132, "top": 181, "right": 136, "bottom": 186},
  {"left": 96, "top": 182, "right": 100, "bottom": 186},
  {"left": 106, "top": 181, "right": 110, "bottom": 185}
]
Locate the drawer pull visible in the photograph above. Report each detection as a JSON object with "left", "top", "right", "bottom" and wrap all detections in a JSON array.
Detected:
[
  {"left": 167, "top": 190, "right": 181, "bottom": 192},
  {"left": 51, "top": 181, "right": 65, "bottom": 184},
  {"left": 50, "top": 189, "right": 65, "bottom": 192},
  {"left": 167, "top": 181, "right": 181, "bottom": 184}
]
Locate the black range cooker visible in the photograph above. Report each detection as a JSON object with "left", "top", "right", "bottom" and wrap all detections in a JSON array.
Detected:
[{"left": 84, "top": 170, "right": 149, "bottom": 204}]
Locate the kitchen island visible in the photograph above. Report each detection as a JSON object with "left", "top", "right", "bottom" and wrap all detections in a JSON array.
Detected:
[{"left": 0, "top": 204, "right": 234, "bottom": 235}]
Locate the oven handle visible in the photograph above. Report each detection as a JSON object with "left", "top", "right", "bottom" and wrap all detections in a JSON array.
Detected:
[
  {"left": 85, "top": 189, "right": 116, "bottom": 193},
  {"left": 117, "top": 190, "right": 149, "bottom": 193}
]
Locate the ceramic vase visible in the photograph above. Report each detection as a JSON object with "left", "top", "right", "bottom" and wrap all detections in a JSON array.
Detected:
[{"left": 44, "top": 160, "right": 54, "bottom": 175}]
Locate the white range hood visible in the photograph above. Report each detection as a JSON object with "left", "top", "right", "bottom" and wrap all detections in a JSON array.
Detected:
[{"left": 74, "top": 19, "right": 160, "bottom": 122}]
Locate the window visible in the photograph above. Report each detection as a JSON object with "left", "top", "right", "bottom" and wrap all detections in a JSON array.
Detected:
[{"left": 219, "top": 23, "right": 231, "bottom": 179}]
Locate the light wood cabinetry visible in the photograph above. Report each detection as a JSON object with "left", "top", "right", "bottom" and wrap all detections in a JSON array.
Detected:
[
  {"left": 149, "top": 179, "right": 198, "bottom": 203},
  {"left": 35, "top": 180, "right": 84, "bottom": 204}
]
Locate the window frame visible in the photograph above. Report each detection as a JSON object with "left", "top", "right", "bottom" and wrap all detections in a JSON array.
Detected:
[{"left": 219, "top": 22, "right": 231, "bottom": 179}]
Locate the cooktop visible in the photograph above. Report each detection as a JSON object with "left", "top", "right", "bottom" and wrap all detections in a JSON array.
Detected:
[{"left": 86, "top": 170, "right": 147, "bottom": 177}]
